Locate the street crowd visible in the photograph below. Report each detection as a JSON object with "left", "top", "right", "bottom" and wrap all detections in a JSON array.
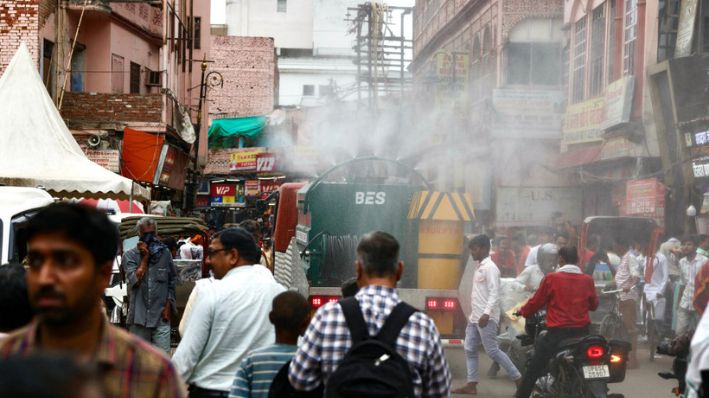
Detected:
[{"left": 0, "top": 203, "right": 708, "bottom": 397}]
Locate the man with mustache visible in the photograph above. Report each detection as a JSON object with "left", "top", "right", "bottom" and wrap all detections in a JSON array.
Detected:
[{"left": 0, "top": 203, "right": 185, "bottom": 398}]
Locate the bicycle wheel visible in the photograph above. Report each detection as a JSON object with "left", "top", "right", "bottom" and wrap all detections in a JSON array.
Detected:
[{"left": 600, "top": 313, "right": 629, "bottom": 342}]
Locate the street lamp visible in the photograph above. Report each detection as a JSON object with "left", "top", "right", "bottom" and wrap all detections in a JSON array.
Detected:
[{"left": 189, "top": 56, "right": 223, "bottom": 211}]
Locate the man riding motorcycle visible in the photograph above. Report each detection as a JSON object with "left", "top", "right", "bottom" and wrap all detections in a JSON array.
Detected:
[{"left": 515, "top": 246, "right": 599, "bottom": 398}]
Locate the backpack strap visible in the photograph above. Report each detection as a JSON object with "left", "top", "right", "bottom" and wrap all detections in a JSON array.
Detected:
[
  {"left": 375, "top": 301, "right": 417, "bottom": 347},
  {"left": 340, "top": 297, "right": 369, "bottom": 344}
]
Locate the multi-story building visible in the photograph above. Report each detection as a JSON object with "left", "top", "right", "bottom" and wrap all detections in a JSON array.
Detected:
[
  {"left": 647, "top": 0, "right": 709, "bottom": 235},
  {"left": 411, "top": 0, "right": 574, "bottom": 229},
  {"left": 559, "top": 0, "right": 663, "bottom": 225},
  {"left": 0, "top": 0, "right": 210, "bottom": 205},
  {"left": 220, "top": 0, "right": 360, "bottom": 107}
]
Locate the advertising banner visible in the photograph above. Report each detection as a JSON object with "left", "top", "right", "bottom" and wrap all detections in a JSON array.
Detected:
[{"left": 229, "top": 148, "right": 266, "bottom": 172}]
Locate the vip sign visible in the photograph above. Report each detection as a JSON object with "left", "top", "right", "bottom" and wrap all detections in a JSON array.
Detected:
[
  {"left": 256, "top": 153, "right": 276, "bottom": 172},
  {"left": 355, "top": 192, "right": 386, "bottom": 205}
]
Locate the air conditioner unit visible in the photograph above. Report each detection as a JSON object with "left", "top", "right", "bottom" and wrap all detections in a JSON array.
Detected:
[{"left": 146, "top": 70, "right": 162, "bottom": 87}]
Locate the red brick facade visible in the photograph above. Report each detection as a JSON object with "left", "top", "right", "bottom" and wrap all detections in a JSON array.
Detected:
[
  {"left": 61, "top": 92, "right": 163, "bottom": 124},
  {"left": 209, "top": 36, "right": 276, "bottom": 119},
  {"left": 0, "top": 0, "right": 40, "bottom": 75}
]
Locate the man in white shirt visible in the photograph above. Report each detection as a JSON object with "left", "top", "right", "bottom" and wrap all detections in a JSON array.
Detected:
[
  {"left": 644, "top": 245, "right": 670, "bottom": 329},
  {"left": 677, "top": 236, "right": 708, "bottom": 336},
  {"left": 514, "top": 243, "right": 558, "bottom": 293},
  {"left": 173, "top": 228, "right": 285, "bottom": 398},
  {"left": 524, "top": 230, "right": 553, "bottom": 268},
  {"left": 453, "top": 235, "right": 521, "bottom": 395}
]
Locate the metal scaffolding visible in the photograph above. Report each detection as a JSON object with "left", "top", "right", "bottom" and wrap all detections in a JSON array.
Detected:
[{"left": 346, "top": 2, "right": 413, "bottom": 108}]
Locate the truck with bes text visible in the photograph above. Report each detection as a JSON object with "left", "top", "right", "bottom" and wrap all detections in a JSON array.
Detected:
[{"left": 270, "top": 157, "right": 476, "bottom": 338}]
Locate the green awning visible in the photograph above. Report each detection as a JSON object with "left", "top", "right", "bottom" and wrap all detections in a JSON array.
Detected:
[{"left": 208, "top": 116, "right": 267, "bottom": 149}]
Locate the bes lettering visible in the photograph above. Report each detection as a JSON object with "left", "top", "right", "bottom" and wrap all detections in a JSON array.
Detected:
[{"left": 355, "top": 191, "right": 386, "bottom": 205}]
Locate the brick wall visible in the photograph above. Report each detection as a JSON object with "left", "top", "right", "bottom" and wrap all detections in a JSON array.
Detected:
[
  {"left": 61, "top": 92, "right": 163, "bottom": 123},
  {"left": 209, "top": 36, "right": 275, "bottom": 118},
  {"left": 0, "top": 0, "right": 40, "bottom": 75}
]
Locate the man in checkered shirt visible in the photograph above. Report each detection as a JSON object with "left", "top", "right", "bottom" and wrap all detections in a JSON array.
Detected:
[{"left": 288, "top": 231, "right": 451, "bottom": 397}]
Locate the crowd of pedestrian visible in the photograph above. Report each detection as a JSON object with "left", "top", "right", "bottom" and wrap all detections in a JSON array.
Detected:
[{"left": 2, "top": 202, "right": 709, "bottom": 397}]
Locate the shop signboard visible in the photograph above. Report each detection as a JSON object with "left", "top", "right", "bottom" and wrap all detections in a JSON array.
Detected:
[
  {"left": 624, "top": 178, "right": 666, "bottom": 226},
  {"left": 84, "top": 149, "right": 120, "bottom": 173},
  {"left": 604, "top": 76, "right": 634, "bottom": 129},
  {"left": 245, "top": 180, "right": 260, "bottom": 196},
  {"left": 492, "top": 89, "right": 564, "bottom": 138},
  {"left": 230, "top": 148, "right": 266, "bottom": 172},
  {"left": 210, "top": 182, "right": 239, "bottom": 207},
  {"left": 256, "top": 153, "right": 276, "bottom": 172},
  {"left": 562, "top": 77, "right": 635, "bottom": 145},
  {"left": 562, "top": 98, "right": 606, "bottom": 144},
  {"left": 693, "top": 156, "right": 709, "bottom": 178},
  {"left": 496, "top": 187, "right": 583, "bottom": 226}
]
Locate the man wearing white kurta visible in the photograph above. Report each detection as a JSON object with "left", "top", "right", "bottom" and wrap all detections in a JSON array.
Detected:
[{"left": 453, "top": 235, "right": 521, "bottom": 395}]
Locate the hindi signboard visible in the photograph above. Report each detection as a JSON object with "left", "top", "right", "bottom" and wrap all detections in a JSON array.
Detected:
[
  {"left": 496, "top": 187, "right": 583, "bottom": 226},
  {"left": 84, "top": 149, "right": 120, "bottom": 173}
]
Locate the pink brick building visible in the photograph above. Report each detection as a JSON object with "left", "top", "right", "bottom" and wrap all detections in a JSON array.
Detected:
[{"left": 0, "top": 0, "right": 211, "bottom": 204}]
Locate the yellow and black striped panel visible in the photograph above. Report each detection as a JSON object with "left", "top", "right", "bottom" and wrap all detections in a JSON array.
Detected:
[{"left": 408, "top": 191, "right": 476, "bottom": 221}]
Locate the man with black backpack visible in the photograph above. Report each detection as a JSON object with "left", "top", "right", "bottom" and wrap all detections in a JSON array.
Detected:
[{"left": 288, "top": 231, "right": 451, "bottom": 397}]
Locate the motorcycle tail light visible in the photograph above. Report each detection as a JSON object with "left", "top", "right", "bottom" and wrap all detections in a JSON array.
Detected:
[
  {"left": 586, "top": 345, "right": 606, "bottom": 360},
  {"left": 610, "top": 354, "right": 622, "bottom": 363}
]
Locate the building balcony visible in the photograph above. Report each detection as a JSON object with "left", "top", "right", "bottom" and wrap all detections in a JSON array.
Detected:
[{"left": 61, "top": 92, "right": 171, "bottom": 132}]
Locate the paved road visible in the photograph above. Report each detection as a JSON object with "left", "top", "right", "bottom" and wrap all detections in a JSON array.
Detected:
[{"left": 446, "top": 343, "right": 679, "bottom": 397}]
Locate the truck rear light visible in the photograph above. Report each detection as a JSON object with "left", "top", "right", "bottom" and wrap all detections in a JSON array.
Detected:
[
  {"left": 426, "top": 297, "right": 458, "bottom": 311},
  {"left": 309, "top": 295, "right": 341, "bottom": 309},
  {"left": 586, "top": 345, "right": 606, "bottom": 360}
]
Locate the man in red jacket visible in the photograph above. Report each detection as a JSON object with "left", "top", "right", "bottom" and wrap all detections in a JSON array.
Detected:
[{"left": 514, "top": 246, "right": 599, "bottom": 398}]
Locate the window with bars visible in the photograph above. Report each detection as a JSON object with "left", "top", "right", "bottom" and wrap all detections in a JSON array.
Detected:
[
  {"left": 302, "top": 84, "right": 314, "bottom": 96},
  {"left": 608, "top": 0, "right": 617, "bottom": 83},
  {"left": 277, "top": 0, "right": 287, "bottom": 13},
  {"left": 658, "top": 0, "right": 680, "bottom": 61},
  {"left": 589, "top": 6, "right": 606, "bottom": 97},
  {"left": 623, "top": 0, "right": 637, "bottom": 76},
  {"left": 573, "top": 18, "right": 587, "bottom": 102}
]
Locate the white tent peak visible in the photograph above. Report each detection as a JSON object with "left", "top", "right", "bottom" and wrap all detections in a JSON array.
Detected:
[{"left": 0, "top": 42, "right": 149, "bottom": 199}]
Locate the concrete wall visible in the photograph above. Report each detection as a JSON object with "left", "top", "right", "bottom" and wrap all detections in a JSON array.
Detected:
[
  {"left": 311, "top": 0, "right": 359, "bottom": 56},
  {"left": 0, "top": 0, "right": 40, "bottom": 75},
  {"left": 110, "top": 21, "right": 160, "bottom": 94},
  {"left": 209, "top": 35, "right": 275, "bottom": 118},
  {"left": 225, "top": 0, "right": 313, "bottom": 49}
]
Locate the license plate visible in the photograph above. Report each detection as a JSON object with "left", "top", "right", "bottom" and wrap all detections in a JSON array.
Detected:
[{"left": 582, "top": 365, "right": 610, "bottom": 379}]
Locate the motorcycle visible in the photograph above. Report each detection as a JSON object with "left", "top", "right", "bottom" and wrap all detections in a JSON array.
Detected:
[{"left": 516, "top": 311, "right": 631, "bottom": 398}]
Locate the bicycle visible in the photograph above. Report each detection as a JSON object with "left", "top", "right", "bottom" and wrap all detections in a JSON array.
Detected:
[{"left": 599, "top": 288, "right": 630, "bottom": 342}]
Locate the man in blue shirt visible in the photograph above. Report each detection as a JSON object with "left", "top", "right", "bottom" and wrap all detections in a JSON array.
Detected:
[{"left": 230, "top": 291, "right": 310, "bottom": 398}]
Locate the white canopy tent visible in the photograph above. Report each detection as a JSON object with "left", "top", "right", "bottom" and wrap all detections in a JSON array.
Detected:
[{"left": 0, "top": 43, "right": 149, "bottom": 200}]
